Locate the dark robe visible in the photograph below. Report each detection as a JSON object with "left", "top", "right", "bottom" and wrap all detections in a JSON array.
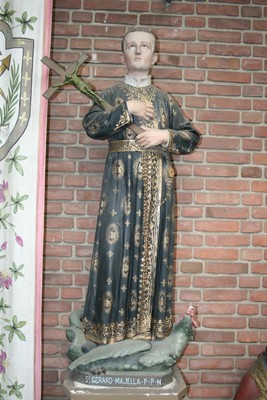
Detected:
[{"left": 81, "top": 82, "right": 200, "bottom": 344}]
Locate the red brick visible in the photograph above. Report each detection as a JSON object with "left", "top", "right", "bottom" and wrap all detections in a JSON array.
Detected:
[
  {"left": 243, "top": 85, "right": 263, "bottom": 97},
  {"left": 195, "top": 220, "right": 239, "bottom": 233},
  {"left": 206, "top": 151, "right": 250, "bottom": 164},
  {"left": 62, "top": 260, "right": 84, "bottom": 272},
  {"left": 202, "top": 137, "right": 240, "bottom": 150},
  {"left": 43, "top": 301, "right": 72, "bottom": 313},
  {"left": 190, "top": 358, "right": 234, "bottom": 370},
  {"left": 96, "top": 12, "right": 136, "bottom": 25},
  {"left": 202, "top": 372, "right": 242, "bottom": 384},
  {"left": 63, "top": 231, "right": 86, "bottom": 243},
  {"left": 202, "top": 343, "right": 245, "bottom": 356},
  {"left": 199, "top": 30, "right": 241, "bottom": 43},
  {"left": 210, "top": 44, "right": 250, "bottom": 57},
  {"left": 239, "top": 277, "right": 260, "bottom": 288},
  {"left": 243, "top": 32, "right": 263, "bottom": 44},
  {"left": 44, "top": 230, "right": 62, "bottom": 243},
  {"left": 209, "top": 17, "right": 250, "bottom": 30},
  {"left": 43, "top": 314, "right": 59, "bottom": 326},
  {"left": 237, "top": 331, "right": 259, "bottom": 343},
  {"left": 197, "top": 4, "right": 239, "bottom": 16},
  {"left": 196, "top": 192, "right": 239, "bottom": 205},
  {"left": 204, "top": 262, "right": 248, "bottom": 275},
  {"left": 243, "top": 111, "right": 264, "bottom": 123},
  {"left": 196, "top": 331, "right": 235, "bottom": 343},
  {"left": 205, "top": 206, "right": 249, "bottom": 218},
  {"left": 54, "top": 0, "right": 81, "bottom": 8},
  {"left": 46, "top": 189, "right": 74, "bottom": 201},
  {"left": 64, "top": 176, "right": 86, "bottom": 188},
  {"left": 203, "top": 290, "right": 247, "bottom": 302},
  {"left": 242, "top": 6, "right": 262, "bottom": 17},
  {"left": 44, "top": 244, "right": 72, "bottom": 257},
  {"left": 84, "top": 0, "right": 126, "bottom": 10},
  {"left": 202, "top": 317, "right": 246, "bottom": 329},
  {"left": 241, "top": 167, "right": 262, "bottom": 178},
  {"left": 250, "top": 291, "right": 267, "bottom": 302},
  {"left": 252, "top": 263, "right": 267, "bottom": 274},
  {"left": 198, "top": 84, "right": 241, "bottom": 96},
  {"left": 205, "top": 234, "right": 249, "bottom": 247},
  {"left": 64, "top": 203, "right": 86, "bottom": 215},
  {"left": 188, "top": 385, "right": 233, "bottom": 398},
  {"left": 53, "top": 24, "right": 79, "bottom": 37},
  {"left": 249, "top": 318, "right": 267, "bottom": 329},
  {"left": 249, "top": 345, "right": 267, "bottom": 357},
  {"left": 46, "top": 161, "right": 76, "bottom": 173},
  {"left": 180, "top": 262, "right": 203, "bottom": 274},
  {"left": 197, "top": 110, "right": 239, "bottom": 122},
  {"left": 237, "top": 304, "right": 259, "bottom": 315},
  {"left": 242, "top": 194, "right": 263, "bottom": 206},
  {"left": 61, "top": 287, "right": 83, "bottom": 299},
  {"left": 209, "top": 124, "right": 252, "bottom": 137}
]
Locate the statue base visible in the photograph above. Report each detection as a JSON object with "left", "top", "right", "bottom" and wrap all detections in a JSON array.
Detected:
[{"left": 63, "top": 365, "right": 187, "bottom": 399}]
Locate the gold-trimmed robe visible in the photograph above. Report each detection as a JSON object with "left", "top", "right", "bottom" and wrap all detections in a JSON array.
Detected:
[{"left": 81, "top": 83, "right": 200, "bottom": 344}]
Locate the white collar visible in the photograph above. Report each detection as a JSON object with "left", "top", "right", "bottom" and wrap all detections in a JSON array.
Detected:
[{"left": 123, "top": 74, "right": 151, "bottom": 88}]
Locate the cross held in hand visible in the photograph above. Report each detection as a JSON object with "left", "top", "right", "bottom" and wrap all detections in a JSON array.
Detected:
[
  {"left": 41, "top": 53, "right": 110, "bottom": 110},
  {"left": 41, "top": 53, "right": 143, "bottom": 135}
]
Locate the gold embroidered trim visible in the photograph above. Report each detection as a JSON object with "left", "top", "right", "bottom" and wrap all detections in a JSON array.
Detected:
[
  {"left": 108, "top": 140, "right": 163, "bottom": 153},
  {"left": 114, "top": 109, "right": 132, "bottom": 132},
  {"left": 250, "top": 353, "right": 267, "bottom": 399},
  {"left": 136, "top": 152, "right": 161, "bottom": 335}
]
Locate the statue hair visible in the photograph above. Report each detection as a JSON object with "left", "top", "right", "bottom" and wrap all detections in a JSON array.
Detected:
[{"left": 121, "top": 27, "right": 158, "bottom": 53}]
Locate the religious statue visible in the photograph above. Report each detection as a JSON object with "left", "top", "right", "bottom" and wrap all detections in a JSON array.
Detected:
[{"left": 42, "top": 27, "right": 201, "bottom": 385}]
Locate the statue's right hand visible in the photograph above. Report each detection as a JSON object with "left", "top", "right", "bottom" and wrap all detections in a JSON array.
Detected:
[{"left": 126, "top": 100, "right": 155, "bottom": 121}]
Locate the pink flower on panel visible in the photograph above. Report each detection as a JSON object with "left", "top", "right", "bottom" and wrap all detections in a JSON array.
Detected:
[
  {"left": 0, "top": 181, "right": 8, "bottom": 203},
  {"left": 0, "top": 350, "right": 7, "bottom": 374},
  {"left": 15, "top": 235, "right": 23, "bottom": 247},
  {"left": 0, "top": 242, "right": 7, "bottom": 251},
  {"left": 0, "top": 273, "right": 12, "bottom": 289}
]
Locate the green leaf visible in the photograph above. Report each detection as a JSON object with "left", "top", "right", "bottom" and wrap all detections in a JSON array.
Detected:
[
  {"left": 7, "top": 381, "right": 25, "bottom": 399},
  {"left": 15, "top": 320, "right": 26, "bottom": 329},
  {"left": 14, "top": 160, "right": 24, "bottom": 176},
  {"left": 15, "top": 330, "right": 26, "bottom": 341},
  {"left": 9, "top": 263, "right": 25, "bottom": 281},
  {"left": 8, "top": 329, "right": 14, "bottom": 343},
  {"left": 4, "top": 316, "right": 27, "bottom": 342},
  {"left": 0, "top": 297, "right": 11, "bottom": 314},
  {"left": 0, "top": 333, "right": 5, "bottom": 346}
]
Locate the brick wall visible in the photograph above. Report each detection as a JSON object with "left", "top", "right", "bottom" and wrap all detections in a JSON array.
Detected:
[{"left": 43, "top": 0, "right": 267, "bottom": 399}]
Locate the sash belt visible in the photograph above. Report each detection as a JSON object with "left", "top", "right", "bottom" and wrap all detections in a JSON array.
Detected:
[{"left": 108, "top": 140, "right": 163, "bottom": 153}]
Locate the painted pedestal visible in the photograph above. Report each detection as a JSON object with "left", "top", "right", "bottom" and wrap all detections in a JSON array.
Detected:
[{"left": 63, "top": 365, "right": 187, "bottom": 400}]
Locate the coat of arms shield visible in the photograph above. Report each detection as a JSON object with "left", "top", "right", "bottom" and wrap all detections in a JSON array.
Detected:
[{"left": 0, "top": 20, "right": 33, "bottom": 160}]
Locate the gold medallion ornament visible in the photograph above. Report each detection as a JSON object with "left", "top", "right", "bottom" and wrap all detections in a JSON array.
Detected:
[
  {"left": 91, "top": 253, "right": 99, "bottom": 271},
  {"left": 163, "top": 231, "right": 170, "bottom": 249},
  {"left": 106, "top": 223, "right": 119, "bottom": 245},
  {"left": 134, "top": 225, "right": 141, "bottom": 247},
  {"left": 158, "top": 291, "right": 167, "bottom": 312},
  {"left": 130, "top": 290, "right": 137, "bottom": 311},
  {"left": 103, "top": 291, "right": 113, "bottom": 313},
  {"left": 122, "top": 195, "right": 132, "bottom": 216},
  {"left": 99, "top": 194, "right": 107, "bottom": 215},
  {"left": 122, "top": 257, "right": 129, "bottom": 278},
  {"left": 168, "top": 270, "right": 173, "bottom": 287},
  {"left": 168, "top": 165, "right": 175, "bottom": 178},
  {"left": 112, "top": 159, "right": 124, "bottom": 180},
  {"left": 133, "top": 158, "right": 143, "bottom": 179}
]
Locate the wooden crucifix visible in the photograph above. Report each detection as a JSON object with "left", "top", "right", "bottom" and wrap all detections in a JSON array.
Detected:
[{"left": 41, "top": 53, "right": 143, "bottom": 135}]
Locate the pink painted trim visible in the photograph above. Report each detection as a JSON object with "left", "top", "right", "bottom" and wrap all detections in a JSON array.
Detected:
[{"left": 35, "top": 1, "right": 53, "bottom": 399}]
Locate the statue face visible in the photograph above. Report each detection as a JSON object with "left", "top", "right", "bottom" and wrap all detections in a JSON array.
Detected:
[{"left": 122, "top": 31, "right": 157, "bottom": 75}]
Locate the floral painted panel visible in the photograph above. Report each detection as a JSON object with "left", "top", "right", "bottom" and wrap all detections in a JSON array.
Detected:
[{"left": 0, "top": 1, "right": 52, "bottom": 398}]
